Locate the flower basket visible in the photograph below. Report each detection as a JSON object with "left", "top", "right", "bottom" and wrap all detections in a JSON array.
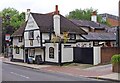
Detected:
[
  {"left": 9, "top": 45, "right": 13, "bottom": 48},
  {"left": 13, "top": 45, "right": 19, "bottom": 49},
  {"left": 20, "top": 45, "right": 24, "bottom": 49}
]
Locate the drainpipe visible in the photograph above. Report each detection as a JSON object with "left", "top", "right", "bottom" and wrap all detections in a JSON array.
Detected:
[{"left": 58, "top": 42, "right": 62, "bottom": 66}]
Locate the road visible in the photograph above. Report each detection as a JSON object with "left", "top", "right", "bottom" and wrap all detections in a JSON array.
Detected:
[{"left": 2, "top": 62, "right": 105, "bottom": 81}]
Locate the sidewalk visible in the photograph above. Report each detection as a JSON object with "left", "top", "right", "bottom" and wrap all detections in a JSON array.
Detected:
[
  {"left": 1, "top": 57, "right": 52, "bottom": 69},
  {"left": 1, "top": 57, "right": 120, "bottom": 82}
]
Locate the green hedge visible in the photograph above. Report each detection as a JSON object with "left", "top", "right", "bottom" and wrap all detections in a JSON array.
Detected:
[{"left": 111, "top": 54, "right": 120, "bottom": 64}]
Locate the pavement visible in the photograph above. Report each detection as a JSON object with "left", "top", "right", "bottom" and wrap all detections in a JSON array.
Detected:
[{"left": 0, "top": 56, "right": 120, "bottom": 82}]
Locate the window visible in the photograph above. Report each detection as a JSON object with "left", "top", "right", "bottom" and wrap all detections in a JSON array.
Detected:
[
  {"left": 29, "top": 31, "right": 34, "bottom": 40},
  {"left": 49, "top": 47, "right": 54, "bottom": 58},
  {"left": 19, "top": 36, "right": 22, "bottom": 42},
  {"left": 69, "top": 34, "right": 76, "bottom": 40},
  {"left": 30, "top": 40, "right": 33, "bottom": 46},
  {"left": 93, "top": 41, "right": 99, "bottom": 46},
  {"left": 29, "top": 49, "right": 35, "bottom": 58},
  {"left": 16, "top": 47, "right": 19, "bottom": 54},
  {"left": 64, "top": 45, "right": 71, "bottom": 48}
]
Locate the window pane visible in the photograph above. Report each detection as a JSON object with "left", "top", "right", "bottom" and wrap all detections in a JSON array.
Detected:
[
  {"left": 29, "top": 31, "right": 34, "bottom": 39},
  {"left": 49, "top": 47, "right": 54, "bottom": 58},
  {"left": 19, "top": 37, "right": 22, "bottom": 42},
  {"left": 16, "top": 47, "right": 19, "bottom": 54}
]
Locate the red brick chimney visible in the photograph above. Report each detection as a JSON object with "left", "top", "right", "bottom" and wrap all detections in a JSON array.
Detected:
[
  {"left": 53, "top": 5, "right": 60, "bottom": 36},
  {"left": 55, "top": 5, "right": 59, "bottom": 14},
  {"left": 92, "top": 11, "right": 97, "bottom": 16}
]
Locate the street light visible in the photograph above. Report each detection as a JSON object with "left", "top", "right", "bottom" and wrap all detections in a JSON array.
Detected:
[{"left": 118, "top": 0, "right": 120, "bottom": 47}]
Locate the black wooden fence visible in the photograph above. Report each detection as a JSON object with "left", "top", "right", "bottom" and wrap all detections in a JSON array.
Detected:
[{"left": 73, "top": 47, "right": 93, "bottom": 64}]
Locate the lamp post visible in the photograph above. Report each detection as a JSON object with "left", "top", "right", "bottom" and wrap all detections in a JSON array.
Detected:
[
  {"left": 115, "top": 0, "right": 120, "bottom": 55},
  {"left": 117, "top": 0, "right": 120, "bottom": 47},
  {"left": 116, "top": 26, "right": 120, "bottom": 47}
]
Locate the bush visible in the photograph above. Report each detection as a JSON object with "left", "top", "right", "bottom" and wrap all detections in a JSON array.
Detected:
[{"left": 111, "top": 54, "right": 120, "bottom": 64}]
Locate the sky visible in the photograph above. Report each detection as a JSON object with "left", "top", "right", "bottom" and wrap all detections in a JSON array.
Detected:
[{"left": 0, "top": 0, "right": 119, "bottom": 16}]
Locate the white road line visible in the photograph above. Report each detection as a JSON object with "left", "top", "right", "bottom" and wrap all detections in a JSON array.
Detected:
[{"left": 10, "top": 72, "right": 30, "bottom": 79}]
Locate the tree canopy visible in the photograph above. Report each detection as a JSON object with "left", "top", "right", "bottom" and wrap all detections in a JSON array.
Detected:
[
  {"left": 0, "top": 7, "right": 25, "bottom": 34},
  {"left": 65, "top": 8, "right": 102, "bottom": 23}
]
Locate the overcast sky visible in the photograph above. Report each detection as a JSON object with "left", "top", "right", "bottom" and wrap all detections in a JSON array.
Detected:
[{"left": 0, "top": 0, "right": 119, "bottom": 16}]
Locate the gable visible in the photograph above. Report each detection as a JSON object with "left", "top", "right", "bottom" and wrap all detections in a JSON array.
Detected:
[{"left": 25, "top": 14, "right": 39, "bottom": 31}]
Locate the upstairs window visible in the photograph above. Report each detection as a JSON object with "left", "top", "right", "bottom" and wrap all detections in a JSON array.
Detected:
[
  {"left": 19, "top": 36, "right": 22, "bottom": 42},
  {"left": 29, "top": 31, "right": 34, "bottom": 40}
]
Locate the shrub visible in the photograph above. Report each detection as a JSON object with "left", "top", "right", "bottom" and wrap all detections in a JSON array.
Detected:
[{"left": 111, "top": 54, "right": 120, "bottom": 64}]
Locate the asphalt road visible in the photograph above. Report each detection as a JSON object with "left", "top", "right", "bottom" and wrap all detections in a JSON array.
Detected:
[{"left": 2, "top": 62, "right": 105, "bottom": 81}]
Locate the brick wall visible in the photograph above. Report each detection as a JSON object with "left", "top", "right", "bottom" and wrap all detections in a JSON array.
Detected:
[
  {"left": 107, "top": 18, "right": 119, "bottom": 26},
  {"left": 101, "top": 47, "right": 120, "bottom": 64}
]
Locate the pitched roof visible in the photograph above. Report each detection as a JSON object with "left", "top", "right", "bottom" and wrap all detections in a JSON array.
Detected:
[
  {"left": 12, "top": 22, "right": 27, "bottom": 37},
  {"left": 106, "top": 27, "right": 117, "bottom": 33},
  {"left": 82, "top": 32, "right": 116, "bottom": 41},
  {"left": 71, "top": 19, "right": 109, "bottom": 29},
  {"left": 12, "top": 12, "right": 87, "bottom": 37},
  {"left": 99, "top": 13, "right": 119, "bottom": 20},
  {"left": 31, "top": 13, "right": 53, "bottom": 33},
  {"left": 31, "top": 13, "right": 87, "bottom": 34},
  {"left": 60, "top": 15, "right": 87, "bottom": 34}
]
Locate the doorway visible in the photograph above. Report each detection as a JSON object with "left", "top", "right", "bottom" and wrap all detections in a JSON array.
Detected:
[{"left": 25, "top": 49, "right": 28, "bottom": 63}]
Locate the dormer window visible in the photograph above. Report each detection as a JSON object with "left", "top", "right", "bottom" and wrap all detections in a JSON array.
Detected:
[{"left": 29, "top": 31, "right": 34, "bottom": 40}]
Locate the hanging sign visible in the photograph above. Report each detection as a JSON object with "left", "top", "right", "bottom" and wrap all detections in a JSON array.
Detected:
[{"left": 5, "top": 34, "right": 10, "bottom": 42}]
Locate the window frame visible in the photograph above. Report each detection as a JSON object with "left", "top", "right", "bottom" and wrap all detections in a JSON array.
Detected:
[
  {"left": 29, "top": 49, "right": 35, "bottom": 58},
  {"left": 29, "top": 31, "right": 34, "bottom": 40},
  {"left": 16, "top": 47, "right": 19, "bottom": 54},
  {"left": 19, "top": 36, "right": 22, "bottom": 42},
  {"left": 49, "top": 47, "right": 54, "bottom": 59},
  {"left": 30, "top": 40, "right": 33, "bottom": 46}
]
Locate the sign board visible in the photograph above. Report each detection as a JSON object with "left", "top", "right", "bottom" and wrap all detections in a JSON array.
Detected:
[
  {"left": 5, "top": 34, "right": 10, "bottom": 42},
  {"left": 49, "top": 47, "right": 54, "bottom": 58}
]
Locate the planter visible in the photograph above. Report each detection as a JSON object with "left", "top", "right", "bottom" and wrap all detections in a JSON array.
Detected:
[
  {"left": 111, "top": 54, "right": 120, "bottom": 73},
  {"left": 112, "top": 63, "right": 120, "bottom": 73}
]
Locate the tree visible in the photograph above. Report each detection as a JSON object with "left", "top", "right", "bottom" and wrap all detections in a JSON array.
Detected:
[
  {"left": 65, "top": 8, "right": 102, "bottom": 23},
  {"left": 0, "top": 7, "right": 25, "bottom": 34},
  {"left": 0, "top": 8, "right": 25, "bottom": 53}
]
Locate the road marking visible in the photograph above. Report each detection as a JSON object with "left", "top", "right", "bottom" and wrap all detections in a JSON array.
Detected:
[{"left": 10, "top": 72, "right": 30, "bottom": 79}]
